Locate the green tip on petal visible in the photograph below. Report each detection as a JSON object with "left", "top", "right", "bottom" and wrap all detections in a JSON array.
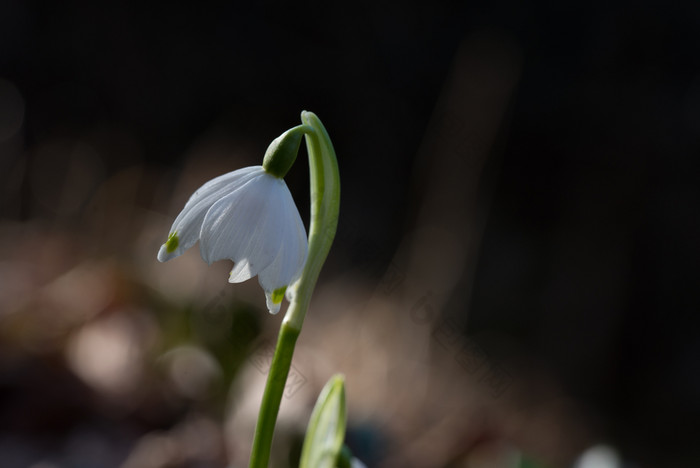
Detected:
[
  {"left": 271, "top": 286, "right": 287, "bottom": 304},
  {"left": 165, "top": 232, "right": 179, "bottom": 253}
]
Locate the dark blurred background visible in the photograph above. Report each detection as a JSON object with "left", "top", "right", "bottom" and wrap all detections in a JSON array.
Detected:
[{"left": 1, "top": 1, "right": 699, "bottom": 467}]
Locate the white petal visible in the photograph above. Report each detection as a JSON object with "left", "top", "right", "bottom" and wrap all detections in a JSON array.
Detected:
[
  {"left": 228, "top": 259, "right": 253, "bottom": 283},
  {"left": 199, "top": 172, "right": 285, "bottom": 277},
  {"left": 258, "top": 183, "right": 308, "bottom": 312},
  {"left": 157, "top": 166, "right": 262, "bottom": 262},
  {"left": 257, "top": 201, "right": 307, "bottom": 289},
  {"left": 265, "top": 292, "right": 283, "bottom": 315},
  {"left": 285, "top": 282, "right": 298, "bottom": 303}
]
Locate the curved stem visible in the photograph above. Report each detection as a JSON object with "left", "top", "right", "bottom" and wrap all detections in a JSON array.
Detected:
[
  {"left": 248, "top": 111, "right": 340, "bottom": 468},
  {"left": 284, "top": 111, "right": 341, "bottom": 330}
]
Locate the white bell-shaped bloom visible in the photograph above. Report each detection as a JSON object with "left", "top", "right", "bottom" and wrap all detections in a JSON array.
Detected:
[{"left": 157, "top": 165, "right": 307, "bottom": 314}]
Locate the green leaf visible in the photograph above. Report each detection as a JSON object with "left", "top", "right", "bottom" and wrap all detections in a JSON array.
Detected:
[{"left": 299, "top": 374, "right": 347, "bottom": 468}]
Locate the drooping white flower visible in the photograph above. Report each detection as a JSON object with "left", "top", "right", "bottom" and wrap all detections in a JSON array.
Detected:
[{"left": 157, "top": 165, "right": 307, "bottom": 314}]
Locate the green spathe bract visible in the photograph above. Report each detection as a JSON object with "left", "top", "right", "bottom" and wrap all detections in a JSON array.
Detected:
[
  {"left": 262, "top": 124, "right": 313, "bottom": 178},
  {"left": 299, "top": 375, "right": 347, "bottom": 468}
]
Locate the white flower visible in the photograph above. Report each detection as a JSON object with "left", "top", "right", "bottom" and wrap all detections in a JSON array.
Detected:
[{"left": 157, "top": 165, "right": 307, "bottom": 314}]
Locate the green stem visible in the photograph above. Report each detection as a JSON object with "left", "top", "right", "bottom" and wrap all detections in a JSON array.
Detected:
[
  {"left": 248, "top": 111, "right": 340, "bottom": 468},
  {"left": 248, "top": 323, "right": 298, "bottom": 468}
]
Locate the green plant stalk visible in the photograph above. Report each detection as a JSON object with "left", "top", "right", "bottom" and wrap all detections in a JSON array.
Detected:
[{"left": 249, "top": 111, "right": 340, "bottom": 468}]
